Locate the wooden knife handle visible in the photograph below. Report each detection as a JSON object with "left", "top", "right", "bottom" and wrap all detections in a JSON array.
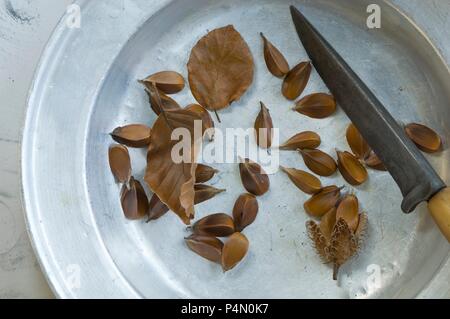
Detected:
[{"left": 428, "top": 187, "right": 450, "bottom": 243}]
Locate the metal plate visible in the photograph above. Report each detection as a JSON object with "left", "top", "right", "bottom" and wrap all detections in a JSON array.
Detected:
[{"left": 22, "top": 0, "right": 450, "bottom": 298}]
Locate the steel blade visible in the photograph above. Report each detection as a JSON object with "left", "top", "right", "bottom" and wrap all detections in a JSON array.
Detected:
[{"left": 290, "top": 6, "right": 445, "bottom": 212}]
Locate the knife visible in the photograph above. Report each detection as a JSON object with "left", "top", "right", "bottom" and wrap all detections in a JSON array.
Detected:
[{"left": 290, "top": 6, "right": 450, "bottom": 242}]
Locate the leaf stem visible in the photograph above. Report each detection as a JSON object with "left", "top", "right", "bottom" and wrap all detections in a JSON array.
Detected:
[
  {"left": 214, "top": 110, "right": 221, "bottom": 123},
  {"left": 333, "top": 263, "right": 339, "bottom": 281}
]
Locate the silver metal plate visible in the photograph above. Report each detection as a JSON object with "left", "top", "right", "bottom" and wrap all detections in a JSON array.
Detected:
[{"left": 22, "top": 0, "right": 450, "bottom": 298}]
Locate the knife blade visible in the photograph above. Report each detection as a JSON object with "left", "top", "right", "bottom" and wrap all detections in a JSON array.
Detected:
[{"left": 290, "top": 6, "right": 450, "bottom": 241}]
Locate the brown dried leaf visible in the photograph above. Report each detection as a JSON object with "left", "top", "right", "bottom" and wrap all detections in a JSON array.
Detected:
[
  {"left": 239, "top": 158, "right": 270, "bottom": 196},
  {"left": 145, "top": 86, "right": 181, "bottom": 115},
  {"left": 254, "top": 102, "right": 274, "bottom": 149},
  {"left": 185, "top": 234, "right": 223, "bottom": 263},
  {"left": 364, "top": 150, "right": 387, "bottom": 171},
  {"left": 195, "top": 164, "right": 219, "bottom": 184},
  {"left": 304, "top": 185, "right": 342, "bottom": 218},
  {"left": 188, "top": 25, "right": 254, "bottom": 112},
  {"left": 306, "top": 220, "right": 332, "bottom": 263},
  {"left": 186, "top": 104, "right": 215, "bottom": 141},
  {"left": 145, "top": 109, "right": 203, "bottom": 225},
  {"left": 192, "top": 213, "right": 235, "bottom": 237},
  {"left": 120, "top": 177, "right": 149, "bottom": 220},
  {"left": 330, "top": 219, "right": 359, "bottom": 280},
  {"left": 299, "top": 149, "right": 337, "bottom": 177},
  {"left": 336, "top": 194, "right": 359, "bottom": 232},
  {"left": 232, "top": 193, "right": 259, "bottom": 232},
  {"left": 280, "top": 166, "right": 322, "bottom": 195},
  {"left": 405, "top": 123, "right": 442, "bottom": 153},
  {"left": 337, "top": 151, "right": 368, "bottom": 186},
  {"left": 346, "top": 123, "right": 370, "bottom": 159},
  {"left": 194, "top": 184, "right": 226, "bottom": 205},
  {"left": 111, "top": 124, "right": 152, "bottom": 148},
  {"left": 320, "top": 208, "right": 337, "bottom": 242},
  {"left": 140, "top": 71, "right": 185, "bottom": 94},
  {"left": 282, "top": 61, "right": 311, "bottom": 100},
  {"left": 279, "top": 131, "right": 321, "bottom": 151},
  {"left": 108, "top": 144, "right": 131, "bottom": 183},
  {"left": 147, "top": 193, "right": 169, "bottom": 222},
  {"left": 221, "top": 232, "right": 249, "bottom": 272},
  {"left": 294, "top": 93, "right": 336, "bottom": 119},
  {"left": 260, "top": 33, "right": 289, "bottom": 77}
]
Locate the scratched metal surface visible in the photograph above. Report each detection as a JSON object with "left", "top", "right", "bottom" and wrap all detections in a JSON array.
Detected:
[{"left": 6, "top": 0, "right": 450, "bottom": 298}]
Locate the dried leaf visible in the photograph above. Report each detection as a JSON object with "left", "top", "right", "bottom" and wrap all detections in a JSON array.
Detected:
[
  {"left": 145, "top": 86, "right": 181, "bottom": 115},
  {"left": 330, "top": 219, "right": 359, "bottom": 280},
  {"left": 306, "top": 220, "right": 332, "bottom": 263},
  {"left": 346, "top": 123, "right": 370, "bottom": 159},
  {"left": 254, "top": 102, "right": 274, "bottom": 149},
  {"left": 147, "top": 193, "right": 169, "bottom": 222},
  {"left": 188, "top": 25, "right": 254, "bottom": 112},
  {"left": 304, "top": 185, "right": 342, "bottom": 217},
  {"left": 232, "top": 193, "right": 259, "bottom": 232},
  {"left": 185, "top": 234, "right": 223, "bottom": 263},
  {"left": 140, "top": 71, "right": 185, "bottom": 94},
  {"left": 364, "top": 150, "right": 387, "bottom": 171},
  {"left": 337, "top": 151, "right": 368, "bottom": 186},
  {"left": 108, "top": 144, "right": 131, "bottom": 183},
  {"left": 279, "top": 131, "right": 321, "bottom": 151},
  {"left": 195, "top": 164, "right": 219, "bottom": 183},
  {"left": 221, "top": 232, "right": 249, "bottom": 271},
  {"left": 320, "top": 208, "right": 337, "bottom": 242},
  {"left": 239, "top": 158, "right": 270, "bottom": 196},
  {"left": 280, "top": 166, "right": 322, "bottom": 194},
  {"left": 120, "top": 177, "right": 149, "bottom": 220},
  {"left": 194, "top": 184, "right": 226, "bottom": 205},
  {"left": 145, "top": 109, "right": 203, "bottom": 224},
  {"left": 260, "top": 32, "right": 289, "bottom": 77},
  {"left": 299, "top": 149, "right": 337, "bottom": 177},
  {"left": 282, "top": 61, "right": 311, "bottom": 100},
  {"left": 192, "top": 213, "right": 235, "bottom": 237},
  {"left": 186, "top": 104, "right": 215, "bottom": 141},
  {"left": 294, "top": 93, "right": 336, "bottom": 119},
  {"left": 405, "top": 123, "right": 442, "bottom": 153},
  {"left": 111, "top": 124, "right": 152, "bottom": 148},
  {"left": 336, "top": 194, "right": 359, "bottom": 232}
]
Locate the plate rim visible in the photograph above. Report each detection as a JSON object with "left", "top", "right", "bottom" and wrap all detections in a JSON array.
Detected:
[{"left": 20, "top": 2, "right": 83, "bottom": 298}]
